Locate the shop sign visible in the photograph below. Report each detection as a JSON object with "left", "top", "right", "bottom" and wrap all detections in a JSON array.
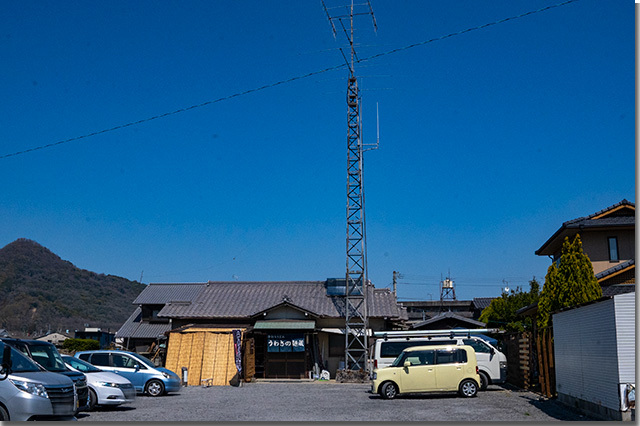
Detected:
[{"left": 267, "top": 334, "right": 305, "bottom": 352}]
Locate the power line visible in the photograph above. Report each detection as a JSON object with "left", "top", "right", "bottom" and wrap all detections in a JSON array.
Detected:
[{"left": 1, "top": 0, "right": 581, "bottom": 160}]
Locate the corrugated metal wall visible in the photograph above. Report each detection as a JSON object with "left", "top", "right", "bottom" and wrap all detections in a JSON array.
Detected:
[
  {"left": 553, "top": 298, "right": 620, "bottom": 411},
  {"left": 613, "top": 292, "right": 636, "bottom": 383}
]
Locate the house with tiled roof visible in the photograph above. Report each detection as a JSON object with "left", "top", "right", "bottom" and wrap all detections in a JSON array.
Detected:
[
  {"left": 117, "top": 279, "right": 407, "bottom": 380},
  {"left": 398, "top": 297, "right": 496, "bottom": 328},
  {"left": 535, "top": 199, "right": 635, "bottom": 295},
  {"left": 115, "top": 283, "right": 205, "bottom": 352}
]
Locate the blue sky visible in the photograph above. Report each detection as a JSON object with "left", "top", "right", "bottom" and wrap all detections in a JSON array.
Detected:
[{"left": 0, "top": 0, "right": 634, "bottom": 302}]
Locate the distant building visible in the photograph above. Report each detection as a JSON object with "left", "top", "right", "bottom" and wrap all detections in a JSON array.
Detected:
[
  {"left": 74, "top": 328, "right": 115, "bottom": 349},
  {"left": 399, "top": 298, "right": 495, "bottom": 329},
  {"left": 35, "top": 332, "right": 71, "bottom": 346}
]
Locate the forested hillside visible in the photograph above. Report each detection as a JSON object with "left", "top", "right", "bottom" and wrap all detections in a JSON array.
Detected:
[{"left": 0, "top": 239, "right": 145, "bottom": 336}]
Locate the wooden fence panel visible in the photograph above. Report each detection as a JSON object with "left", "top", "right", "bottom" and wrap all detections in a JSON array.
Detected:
[{"left": 536, "top": 327, "right": 555, "bottom": 398}]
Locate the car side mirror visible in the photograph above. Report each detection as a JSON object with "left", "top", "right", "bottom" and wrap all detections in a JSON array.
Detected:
[
  {"left": 403, "top": 360, "right": 411, "bottom": 368},
  {"left": 134, "top": 364, "right": 140, "bottom": 372},
  {"left": 490, "top": 348, "right": 495, "bottom": 356}
]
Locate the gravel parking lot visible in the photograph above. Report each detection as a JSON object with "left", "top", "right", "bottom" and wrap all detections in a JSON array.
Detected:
[{"left": 76, "top": 381, "right": 595, "bottom": 422}]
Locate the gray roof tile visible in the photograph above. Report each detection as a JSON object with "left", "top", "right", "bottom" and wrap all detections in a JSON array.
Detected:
[
  {"left": 595, "top": 259, "right": 635, "bottom": 280},
  {"left": 157, "top": 281, "right": 404, "bottom": 320},
  {"left": 115, "top": 307, "right": 173, "bottom": 339},
  {"left": 132, "top": 283, "right": 205, "bottom": 304},
  {"left": 601, "top": 285, "right": 635, "bottom": 297},
  {"left": 472, "top": 297, "right": 495, "bottom": 310}
]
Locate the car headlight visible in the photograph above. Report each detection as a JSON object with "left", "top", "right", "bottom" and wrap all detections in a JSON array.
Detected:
[
  {"left": 77, "top": 378, "right": 87, "bottom": 387},
  {"left": 9, "top": 379, "right": 49, "bottom": 398},
  {"left": 500, "top": 361, "right": 507, "bottom": 369},
  {"left": 96, "top": 381, "right": 120, "bottom": 388},
  {"left": 372, "top": 372, "right": 377, "bottom": 380},
  {"left": 161, "top": 372, "right": 171, "bottom": 379}
]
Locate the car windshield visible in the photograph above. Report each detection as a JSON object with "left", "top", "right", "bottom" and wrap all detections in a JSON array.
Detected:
[
  {"left": 62, "top": 355, "right": 102, "bottom": 373},
  {"left": 28, "top": 344, "right": 68, "bottom": 372},
  {"left": 128, "top": 352, "right": 156, "bottom": 368},
  {"left": 0, "top": 343, "right": 42, "bottom": 373}
]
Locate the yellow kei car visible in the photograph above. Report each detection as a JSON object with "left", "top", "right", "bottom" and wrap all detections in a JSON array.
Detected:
[{"left": 371, "top": 344, "right": 481, "bottom": 399}]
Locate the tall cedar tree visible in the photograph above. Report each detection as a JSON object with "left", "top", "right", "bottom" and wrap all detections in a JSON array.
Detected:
[
  {"left": 479, "top": 278, "right": 540, "bottom": 332},
  {"left": 537, "top": 234, "right": 602, "bottom": 329}
]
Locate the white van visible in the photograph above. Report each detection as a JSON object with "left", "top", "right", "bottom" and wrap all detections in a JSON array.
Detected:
[{"left": 371, "top": 329, "right": 507, "bottom": 390}]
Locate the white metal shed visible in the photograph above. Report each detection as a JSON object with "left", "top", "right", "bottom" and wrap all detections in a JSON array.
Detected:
[{"left": 553, "top": 291, "right": 635, "bottom": 421}]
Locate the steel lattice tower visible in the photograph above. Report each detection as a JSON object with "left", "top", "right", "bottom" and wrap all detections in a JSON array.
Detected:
[
  {"left": 345, "top": 72, "right": 367, "bottom": 370},
  {"left": 322, "top": 0, "right": 377, "bottom": 371}
]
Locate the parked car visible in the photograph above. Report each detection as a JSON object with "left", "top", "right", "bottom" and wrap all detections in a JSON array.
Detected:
[
  {"left": 371, "top": 331, "right": 507, "bottom": 390},
  {"left": 74, "top": 350, "right": 181, "bottom": 396},
  {"left": 62, "top": 355, "right": 136, "bottom": 410},
  {"left": 371, "top": 344, "right": 481, "bottom": 399},
  {"left": 0, "top": 341, "right": 76, "bottom": 421},
  {"left": 0, "top": 338, "right": 90, "bottom": 412}
]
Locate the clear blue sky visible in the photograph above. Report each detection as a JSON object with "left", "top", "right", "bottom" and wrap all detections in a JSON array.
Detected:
[{"left": 0, "top": 0, "right": 634, "bottom": 302}]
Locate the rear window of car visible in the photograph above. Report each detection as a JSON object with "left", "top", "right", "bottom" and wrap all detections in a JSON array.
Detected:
[{"left": 380, "top": 339, "right": 456, "bottom": 358}]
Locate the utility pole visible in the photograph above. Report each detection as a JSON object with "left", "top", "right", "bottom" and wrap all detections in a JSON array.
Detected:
[
  {"left": 322, "top": 0, "right": 377, "bottom": 372},
  {"left": 392, "top": 271, "right": 397, "bottom": 296}
]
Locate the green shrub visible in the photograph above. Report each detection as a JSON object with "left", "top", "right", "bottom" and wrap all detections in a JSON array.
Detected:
[{"left": 62, "top": 338, "right": 100, "bottom": 352}]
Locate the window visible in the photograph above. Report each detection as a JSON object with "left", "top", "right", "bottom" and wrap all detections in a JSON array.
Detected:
[
  {"left": 410, "top": 350, "right": 434, "bottom": 366},
  {"left": 463, "top": 339, "right": 491, "bottom": 353},
  {"left": 90, "top": 353, "right": 110, "bottom": 366},
  {"left": 608, "top": 237, "right": 619, "bottom": 261},
  {"left": 380, "top": 339, "right": 456, "bottom": 358},
  {"left": 435, "top": 348, "right": 467, "bottom": 365},
  {"left": 112, "top": 354, "right": 136, "bottom": 368}
]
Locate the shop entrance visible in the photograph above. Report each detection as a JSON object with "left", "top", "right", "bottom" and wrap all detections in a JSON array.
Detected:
[{"left": 255, "top": 332, "right": 310, "bottom": 379}]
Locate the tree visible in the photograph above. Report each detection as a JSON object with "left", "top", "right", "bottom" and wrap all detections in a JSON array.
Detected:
[
  {"left": 537, "top": 234, "right": 601, "bottom": 329},
  {"left": 479, "top": 278, "right": 541, "bottom": 332}
]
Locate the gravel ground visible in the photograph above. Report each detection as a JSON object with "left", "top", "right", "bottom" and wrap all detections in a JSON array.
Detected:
[{"left": 76, "top": 381, "right": 596, "bottom": 422}]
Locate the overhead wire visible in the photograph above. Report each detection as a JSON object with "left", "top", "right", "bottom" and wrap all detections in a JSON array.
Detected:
[{"left": 1, "top": 0, "right": 582, "bottom": 160}]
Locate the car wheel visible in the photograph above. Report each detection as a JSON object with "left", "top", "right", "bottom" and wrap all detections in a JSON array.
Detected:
[
  {"left": 88, "top": 388, "right": 98, "bottom": 410},
  {"left": 459, "top": 379, "right": 478, "bottom": 398},
  {"left": 145, "top": 379, "right": 165, "bottom": 397},
  {"left": 0, "top": 404, "right": 9, "bottom": 421},
  {"left": 380, "top": 382, "right": 398, "bottom": 400},
  {"left": 479, "top": 372, "right": 489, "bottom": 391}
]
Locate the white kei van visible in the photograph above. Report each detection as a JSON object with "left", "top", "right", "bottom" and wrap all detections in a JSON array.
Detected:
[{"left": 371, "top": 329, "right": 507, "bottom": 390}]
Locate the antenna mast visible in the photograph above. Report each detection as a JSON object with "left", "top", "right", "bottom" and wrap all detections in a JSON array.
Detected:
[{"left": 322, "top": 0, "right": 377, "bottom": 372}]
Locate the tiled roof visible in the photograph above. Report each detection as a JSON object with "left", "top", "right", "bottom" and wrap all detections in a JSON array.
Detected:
[
  {"left": 132, "top": 283, "right": 205, "bottom": 304},
  {"left": 601, "top": 285, "right": 635, "bottom": 297},
  {"left": 565, "top": 199, "right": 635, "bottom": 224},
  {"left": 115, "top": 307, "right": 173, "bottom": 339},
  {"left": 472, "top": 297, "right": 495, "bottom": 310},
  {"left": 410, "top": 312, "right": 486, "bottom": 329},
  {"left": 536, "top": 199, "right": 635, "bottom": 256},
  {"left": 157, "top": 281, "right": 405, "bottom": 320},
  {"left": 595, "top": 259, "right": 635, "bottom": 280}
]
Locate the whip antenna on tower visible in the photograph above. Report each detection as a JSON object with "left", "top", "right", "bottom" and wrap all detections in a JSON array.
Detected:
[{"left": 322, "top": 0, "right": 378, "bottom": 373}]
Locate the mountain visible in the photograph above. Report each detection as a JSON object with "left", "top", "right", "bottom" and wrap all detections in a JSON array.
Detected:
[{"left": 0, "top": 238, "right": 146, "bottom": 336}]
